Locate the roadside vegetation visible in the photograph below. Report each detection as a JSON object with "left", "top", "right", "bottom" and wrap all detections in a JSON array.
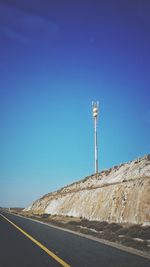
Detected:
[{"left": 9, "top": 209, "right": 150, "bottom": 254}]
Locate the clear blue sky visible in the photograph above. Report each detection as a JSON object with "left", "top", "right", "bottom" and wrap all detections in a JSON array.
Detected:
[{"left": 0, "top": 0, "right": 150, "bottom": 207}]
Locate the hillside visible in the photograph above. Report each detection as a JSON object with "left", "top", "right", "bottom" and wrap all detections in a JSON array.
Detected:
[{"left": 25, "top": 155, "right": 150, "bottom": 225}]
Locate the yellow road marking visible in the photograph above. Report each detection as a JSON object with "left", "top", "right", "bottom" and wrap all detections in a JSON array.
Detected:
[{"left": 0, "top": 214, "right": 71, "bottom": 267}]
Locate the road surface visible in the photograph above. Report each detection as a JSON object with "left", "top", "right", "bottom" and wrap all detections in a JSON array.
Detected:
[{"left": 0, "top": 211, "right": 149, "bottom": 267}]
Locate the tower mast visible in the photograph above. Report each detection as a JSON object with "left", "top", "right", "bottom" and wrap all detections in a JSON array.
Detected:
[{"left": 92, "top": 101, "right": 99, "bottom": 174}]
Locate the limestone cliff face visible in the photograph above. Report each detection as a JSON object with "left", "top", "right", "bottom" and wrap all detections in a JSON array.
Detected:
[{"left": 25, "top": 155, "right": 150, "bottom": 224}]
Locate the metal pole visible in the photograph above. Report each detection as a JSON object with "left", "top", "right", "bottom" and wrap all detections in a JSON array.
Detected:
[
  {"left": 92, "top": 101, "right": 99, "bottom": 174},
  {"left": 94, "top": 116, "right": 98, "bottom": 173}
]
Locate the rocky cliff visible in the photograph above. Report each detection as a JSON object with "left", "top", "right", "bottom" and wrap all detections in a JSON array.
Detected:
[{"left": 25, "top": 155, "right": 150, "bottom": 224}]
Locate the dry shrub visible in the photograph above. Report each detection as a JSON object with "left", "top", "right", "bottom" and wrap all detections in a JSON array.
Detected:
[
  {"left": 120, "top": 236, "right": 148, "bottom": 251},
  {"left": 117, "top": 225, "right": 150, "bottom": 240}
]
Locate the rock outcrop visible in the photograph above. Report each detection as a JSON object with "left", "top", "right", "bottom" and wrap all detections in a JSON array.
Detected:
[{"left": 25, "top": 155, "right": 150, "bottom": 224}]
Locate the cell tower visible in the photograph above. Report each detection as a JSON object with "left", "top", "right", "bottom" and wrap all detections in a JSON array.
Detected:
[{"left": 92, "top": 101, "right": 99, "bottom": 174}]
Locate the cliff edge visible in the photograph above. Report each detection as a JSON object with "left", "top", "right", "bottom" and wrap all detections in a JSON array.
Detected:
[{"left": 25, "top": 155, "right": 150, "bottom": 225}]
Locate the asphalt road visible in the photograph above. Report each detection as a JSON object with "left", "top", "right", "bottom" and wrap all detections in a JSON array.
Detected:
[{"left": 0, "top": 211, "right": 149, "bottom": 267}]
